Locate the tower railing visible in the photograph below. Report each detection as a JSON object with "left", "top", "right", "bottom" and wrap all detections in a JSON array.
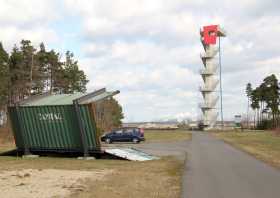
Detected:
[{"left": 199, "top": 79, "right": 219, "bottom": 92}]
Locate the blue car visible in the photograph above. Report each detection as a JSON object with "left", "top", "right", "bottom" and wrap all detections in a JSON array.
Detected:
[{"left": 101, "top": 128, "right": 145, "bottom": 144}]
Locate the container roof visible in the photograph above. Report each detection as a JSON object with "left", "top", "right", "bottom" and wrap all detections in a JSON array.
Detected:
[{"left": 20, "top": 88, "right": 119, "bottom": 106}]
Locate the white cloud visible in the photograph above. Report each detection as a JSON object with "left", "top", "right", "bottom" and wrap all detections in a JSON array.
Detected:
[
  {"left": 0, "top": 0, "right": 60, "bottom": 50},
  {"left": 0, "top": 0, "right": 59, "bottom": 25},
  {"left": 2, "top": 0, "right": 279, "bottom": 121},
  {"left": 64, "top": 0, "right": 280, "bottom": 121},
  {"left": 79, "top": 40, "right": 200, "bottom": 121},
  {"left": 0, "top": 26, "right": 59, "bottom": 51}
]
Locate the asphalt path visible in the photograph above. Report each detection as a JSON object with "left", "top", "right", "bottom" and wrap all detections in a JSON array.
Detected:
[
  {"left": 102, "top": 140, "right": 189, "bottom": 160},
  {"left": 102, "top": 131, "right": 280, "bottom": 198},
  {"left": 182, "top": 132, "right": 280, "bottom": 198}
]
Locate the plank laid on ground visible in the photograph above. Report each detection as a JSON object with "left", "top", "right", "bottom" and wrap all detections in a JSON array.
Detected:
[{"left": 105, "top": 148, "right": 159, "bottom": 161}]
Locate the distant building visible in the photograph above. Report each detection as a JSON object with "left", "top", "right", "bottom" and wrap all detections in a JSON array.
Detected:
[
  {"left": 123, "top": 120, "right": 242, "bottom": 131},
  {"left": 215, "top": 121, "right": 235, "bottom": 128},
  {"left": 189, "top": 121, "right": 198, "bottom": 130},
  {"left": 122, "top": 122, "right": 179, "bottom": 130}
]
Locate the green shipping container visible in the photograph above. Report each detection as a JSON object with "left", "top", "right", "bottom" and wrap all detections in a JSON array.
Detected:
[{"left": 8, "top": 88, "right": 119, "bottom": 156}]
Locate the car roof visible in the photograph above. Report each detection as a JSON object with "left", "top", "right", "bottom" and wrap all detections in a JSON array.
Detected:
[{"left": 113, "top": 127, "right": 140, "bottom": 130}]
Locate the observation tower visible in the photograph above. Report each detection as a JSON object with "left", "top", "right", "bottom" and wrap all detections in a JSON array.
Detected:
[{"left": 199, "top": 25, "right": 226, "bottom": 129}]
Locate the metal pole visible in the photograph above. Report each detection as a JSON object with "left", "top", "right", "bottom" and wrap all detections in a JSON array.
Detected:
[
  {"left": 30, "top": 54, "right": 33, "bottom": 95},
  {"left": 247, "top": 98, "right": 249, "bottom": 128},
  {"left": 219, "top": 36, "right": 224, "bottom": 129},
  {"left": 30, "top": 54, "right": 33, "bottom": 82}
]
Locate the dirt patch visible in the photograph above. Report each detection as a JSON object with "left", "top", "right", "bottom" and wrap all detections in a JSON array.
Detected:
[{"left": 0, "top": 169, "right": 111, "bottom": 198}]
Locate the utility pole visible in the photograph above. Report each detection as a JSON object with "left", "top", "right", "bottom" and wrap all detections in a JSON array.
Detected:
[
  {"left": 218, "top": 36, "right": 224, "bottom": 129},
  {"left": 30, "top": 54, "right": 34, "bottom": 95}
]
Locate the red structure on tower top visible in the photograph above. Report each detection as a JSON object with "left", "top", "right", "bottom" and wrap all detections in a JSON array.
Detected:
[
  {"left": 203, "top": 25, "right": 218, "bottom": 45},
  {"left": 201, "top": 25, "right": 226, "bottom": 45}
]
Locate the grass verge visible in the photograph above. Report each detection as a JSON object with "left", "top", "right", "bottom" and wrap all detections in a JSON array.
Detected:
[
  {"left": 70, "top": 157, "right": 183, "bottom": 198},
  {"left": 144, "top": 130, "right": 192, "bottom": 143},
  {"left": 213, "top": 131, "right": 280, "bottom": 168},
  {"left": 0, "top": 155, "right": 183, "bottom": 198}
]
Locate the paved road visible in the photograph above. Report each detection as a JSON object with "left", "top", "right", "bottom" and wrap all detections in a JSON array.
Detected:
[
  {"left": 182, "top": 132, "right": 280, "bottom": 198},
  {"left": 102, "top": 140, "right": 189, "bottom": 160}
]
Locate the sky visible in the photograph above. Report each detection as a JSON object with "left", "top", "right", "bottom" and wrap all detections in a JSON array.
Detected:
[{"left": 0, "top": 0, "right": 280, "bottom": 122}]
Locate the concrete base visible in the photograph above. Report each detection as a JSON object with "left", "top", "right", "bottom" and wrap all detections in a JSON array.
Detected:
[
  {"left": 77, "top": 156, "right": 96, "bottom": 160},
  {"left": 22, "top": 154, "right": 40, "bottom": 158}
]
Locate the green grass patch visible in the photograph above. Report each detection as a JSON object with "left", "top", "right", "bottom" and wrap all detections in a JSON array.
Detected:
[
  {"left": 213, "top": 131, "right": 280, "bottom": 168},
  {"left": 144, "top": 129, "right": 192, "bottom": 142}
]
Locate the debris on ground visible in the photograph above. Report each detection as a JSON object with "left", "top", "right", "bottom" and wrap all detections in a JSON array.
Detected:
[{"left": 105, "top": 148, "right": 160, "bottom": 161}]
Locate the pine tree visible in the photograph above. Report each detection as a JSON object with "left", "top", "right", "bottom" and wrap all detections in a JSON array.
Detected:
[
  {"left": 246, "top": 83, "right": 252, "bottom": 128},
  {"left": 32, "top": 42, "right": 47, "bottom": 94},
  {"left": 45, "top": 50, "right": 64, "bottom": 93},
  {"left": 62, "top": 51, "right": 88, "bottom": 93},
  {"left": 0, "top": 40, "right": 126, "bottom": 130},
  {"left": 20, "top": 40, "right": 36, "bottom": 96},
  {"left": 262, "top": 74, "right": 279, "bottom": 127},
  {"left": 0, "top": 42, "right": 9, "bottom": 108},
  {"left": 94, "top": 98, "right": 124, "bottom": 133},
  {"left": 9, "top": 45, "right": 24, "bottom": 103},
  {"left": 110, "top": 98, "right": 124, "bottom": 127},
  {"left": 248, "top": 74, "right": 280, "bottom": 129}
]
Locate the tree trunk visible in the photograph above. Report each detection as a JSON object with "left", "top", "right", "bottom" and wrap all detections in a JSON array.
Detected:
[
  {"left": 254, "top": 110, "right": 256, "bottom": 129},
  {"left": 247, "top": 97, "right": 249, "bottom": 128}
]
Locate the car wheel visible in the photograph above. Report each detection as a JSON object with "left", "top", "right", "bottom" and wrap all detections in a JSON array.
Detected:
[
  {"left": 105, "top": 138, "right": 111, "bottom": 144},
  {"left": 132, "top": 138, "right": 139, "bottom": 144}
]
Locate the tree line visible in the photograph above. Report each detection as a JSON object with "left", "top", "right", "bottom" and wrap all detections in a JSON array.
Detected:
[
  {"left": 0, "top": 40, "right": 89, "bottom": 107},
  {"left": 246, "top": 74, "right": 279, "bottom": 129},
  {"left": 0, "top": 40, "right": 123, "bottom": 130}
]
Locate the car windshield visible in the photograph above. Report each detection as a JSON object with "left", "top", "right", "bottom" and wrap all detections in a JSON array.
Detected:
[
  {"left": 124, "top": 129, "right": 134, "bottom": 133},
  {"left": 114, "top": 130, "right": 123, "bottom": 134}
]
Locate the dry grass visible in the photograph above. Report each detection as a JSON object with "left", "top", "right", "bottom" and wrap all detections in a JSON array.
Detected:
[
  {"left": 0, "top": 127, "right": 184, "bottom": 198},
  {"left": 70, "top": 157, "right": 183, "bottom": 198},
  {"left": 213, "top": 131, "right": 280, "bottom": 168},
  {"left": 144, "top": 130, "right": 192, "bottom": 143},
  {"left": 0, "top": 156, "right": 183, "bottom": 198}
]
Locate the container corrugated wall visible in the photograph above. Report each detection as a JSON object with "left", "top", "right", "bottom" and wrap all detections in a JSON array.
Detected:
[
  {"left": 8, "top": 104, "right": 100, "bottom": 153},
  {"left": 77, "top": 104, "right": 100, "bottom": 150},
  {"left": 9, "top": 107, "right": 24, "bottom": 149}
]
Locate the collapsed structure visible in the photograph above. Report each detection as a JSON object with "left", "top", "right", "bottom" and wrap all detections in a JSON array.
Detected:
[
  {"left": 199, "top": 25, "right": 226, "bottom": 129},
  {"left": 8, "top": 88, "right": 119, "bottom": 156}
]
